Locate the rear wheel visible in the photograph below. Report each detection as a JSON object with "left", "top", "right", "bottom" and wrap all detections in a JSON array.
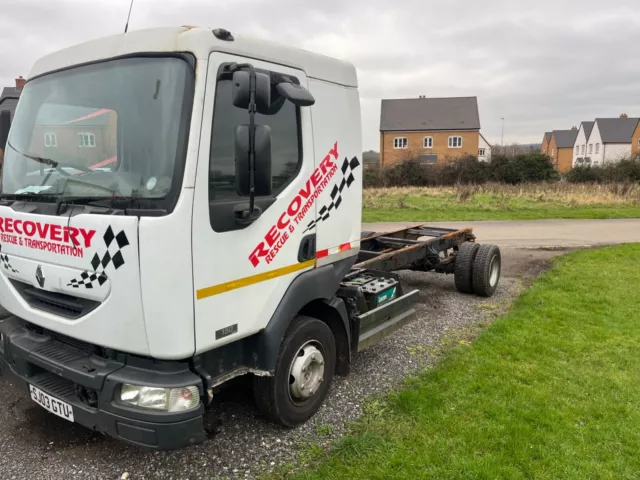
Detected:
[
  {"left": 454, "top": 243, "right": 480, "bottom": 294},
  {"left": 472, "top": 244, "right": 501, "bottom": 297},
  {"left": 253, "top": 316, "right": 336, "bottom": 427}
]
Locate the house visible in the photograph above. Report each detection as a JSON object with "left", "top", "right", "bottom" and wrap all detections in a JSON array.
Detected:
[
  {"left": 571, "top": 121, "right": 594, "bottom": 167},
  {"left": 29, "top": 105, "right": 118, "bottom": 170},
  {"left": 584, "top": 116, "right": 640, "bottom": 165},
  {"left": 0, "top": 76, "right": 24, "bottom": 121},
  {"left": 379, "top": 96, "right": 490, "bottom": 166},
  {"left": 362, "top": 150, "right": 381, "bottom": 169},
  {"left": 0, "top": 76, "right": 25, "bottom": 162},
  {"left": 632, "top": 120, "right": 640, "bottom": 158},
  {"left": 541, "top": 132, "right": 552, "bottom": 154},
  {"left": 478, "top": 133, "right": 492, "bottom": 162},
  {"left": 548, "top": 128, "right": 578, "bottom": 173}
]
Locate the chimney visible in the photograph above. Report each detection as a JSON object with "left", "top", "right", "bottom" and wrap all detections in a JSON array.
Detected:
[
  {"left": 620, "top": 113, "right": 628, "bottom": 118},
  {"left": 571, "top": 126, "right": 577, "bottom": 130},
  {"left": 15, "top": 76, "right": 26, "bottom": 89}
]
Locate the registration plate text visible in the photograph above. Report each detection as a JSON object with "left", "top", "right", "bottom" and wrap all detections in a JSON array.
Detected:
[{"left": 29, "top": 385, "right": 74, "bottom": 422}]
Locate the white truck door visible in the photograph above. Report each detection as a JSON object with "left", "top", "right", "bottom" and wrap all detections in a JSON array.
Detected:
[{"left": 191, "top": 52, "right": 320, "bottom": 354}]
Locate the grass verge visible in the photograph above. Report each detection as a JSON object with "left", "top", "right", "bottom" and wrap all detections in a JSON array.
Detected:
[
  {"left": 292, "top": 244, "right": 640, "bottom": 479},
  {"left": 363, "top": 183, "right": 640, "bottom": 222}
]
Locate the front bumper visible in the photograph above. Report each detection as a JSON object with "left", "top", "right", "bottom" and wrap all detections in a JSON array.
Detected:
[{"left": 0, "top": 316, "right": 206, "bottom": 450}]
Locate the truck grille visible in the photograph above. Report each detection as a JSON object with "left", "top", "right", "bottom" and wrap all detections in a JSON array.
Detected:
[{"left": 9, "top": 279, "right": 100, "bottom": 319}]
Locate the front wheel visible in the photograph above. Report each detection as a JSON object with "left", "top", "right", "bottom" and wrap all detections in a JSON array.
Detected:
[{"left": 253, "top": 316, "right": 336, "bottom": 427}]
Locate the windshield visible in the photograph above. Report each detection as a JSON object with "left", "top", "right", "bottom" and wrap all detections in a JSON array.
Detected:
[{"left": 2, "top": 56, "right": 193, "bottom": 204}]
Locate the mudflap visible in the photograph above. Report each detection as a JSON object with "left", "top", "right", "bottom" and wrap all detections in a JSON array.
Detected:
[{"left": 355, "top": 290, "right": 419, "bottom": 352}]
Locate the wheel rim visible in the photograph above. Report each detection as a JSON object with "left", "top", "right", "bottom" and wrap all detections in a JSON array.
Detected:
[
  {"left": 289, "top": 341, "right": 325, "bottom": 402},
  {"left": 489, "top": 255, "right": 500, "bottom": 287}
]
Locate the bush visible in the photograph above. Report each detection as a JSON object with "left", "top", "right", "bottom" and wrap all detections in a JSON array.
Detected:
[
  {"left": 364, "top": 153, "right": 559, "bottom": 188},
  {"left": 566, "top": 166, "right": 602, "bottom": 183},
  {"left": 566, "top": 157, "right": 640, "bottom": 183}
]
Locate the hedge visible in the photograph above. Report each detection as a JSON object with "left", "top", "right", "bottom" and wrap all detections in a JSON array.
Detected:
[
  {"left": 364, "top": 154, "right": 558, "bottom": 188},
  {"left": 364, "top": 154, "right": 640, "bottom": 188}
]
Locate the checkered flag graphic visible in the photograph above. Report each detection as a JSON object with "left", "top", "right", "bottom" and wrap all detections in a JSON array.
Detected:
[
  {"left": 303, "top": 156, "right": 360, "bottom": 233},
  {"left": 67, "top": 226, "right": 130, "bottom": 289},
  {"left": 0, "top": 245, "right": 18, "bottom": 274},
  {"left": 67, "top": 271, "right": 108, "bottom": 289},
  {"left": 0, "top": 250, "right": 19, "bottom": 274}
]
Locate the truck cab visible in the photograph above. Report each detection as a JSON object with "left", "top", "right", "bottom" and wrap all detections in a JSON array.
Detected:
[
  {"left": 0, "top": 26, "right": 501, "bottom": 450},
  {"left": 0, "top": 26, "right": 365, "bottom": 448}
]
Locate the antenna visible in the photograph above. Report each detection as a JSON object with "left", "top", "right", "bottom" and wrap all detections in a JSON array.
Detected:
[{"left": 124, "top": 0, "right": 134, "bottom": 33}]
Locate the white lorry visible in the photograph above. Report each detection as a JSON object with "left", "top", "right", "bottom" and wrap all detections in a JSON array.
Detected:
[{"left": 0, "top": 27, "right": 501, "bottom": 449}]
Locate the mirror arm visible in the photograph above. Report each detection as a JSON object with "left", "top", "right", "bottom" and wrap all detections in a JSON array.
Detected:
[{"left": 232, "top": 63, "right": 260, "bottom": 220}]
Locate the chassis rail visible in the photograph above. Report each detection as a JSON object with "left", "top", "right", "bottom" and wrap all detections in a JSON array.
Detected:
[{"left": 355, "top": 224, "right": 475, "bottom": 273}]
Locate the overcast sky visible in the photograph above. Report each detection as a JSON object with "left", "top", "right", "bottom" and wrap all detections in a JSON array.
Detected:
[{"left": 2, "top": 0, "right": 640, "bottom": 150}]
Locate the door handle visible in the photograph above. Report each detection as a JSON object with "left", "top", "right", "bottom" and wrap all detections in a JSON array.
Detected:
[{"left": 298, "top": 234, "right": 316, "bottom": 262}]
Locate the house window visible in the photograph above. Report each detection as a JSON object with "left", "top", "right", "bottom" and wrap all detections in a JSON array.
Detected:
[
  {"left": 595, "top": 143, "right": 600, "bottom": 153},
  {"left": 588, "top": 144, "right": 593, "bottom": 154},
  {"left": 394, "top": 137, "right": 408, "bottom": 149},
  {"left": 581, "top": 144, "right": 585, "bottom": 155},
  {"left": 478, "top": 148, "right": 486, "bottom": 156},
  {"left": 575, "top": 146, "right": 579, "bottom": 155},
  {"left": 78, "top": 132, "right": 96, "bottom": 148},
  {"left": 551, "top": 148, "right": 555, "bottom": 157},
  {"left": 423, "top": 136, "right": 433, "bottom": 148},
  {"left": 44, "top": 132, "right": 57, "bottom": 147},
  {"left": 448, "top": 136, "right": 462, "bottom": 148}
]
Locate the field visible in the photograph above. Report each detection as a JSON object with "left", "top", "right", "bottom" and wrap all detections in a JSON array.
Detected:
[
  {"left": 291, "top": 244, "right": 640, "bottom": 479},
  {"left": 362, "top": 182, "right": 640, "bottom": 222}
]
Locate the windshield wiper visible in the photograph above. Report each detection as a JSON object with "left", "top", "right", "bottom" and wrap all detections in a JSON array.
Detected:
[{"left": 6, "top": 141, "right": 71, "bottom": 180}]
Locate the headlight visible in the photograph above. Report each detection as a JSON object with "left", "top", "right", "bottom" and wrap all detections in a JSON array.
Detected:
[{"left": 119, "top": 384, "right": 200, "bottom": 412}]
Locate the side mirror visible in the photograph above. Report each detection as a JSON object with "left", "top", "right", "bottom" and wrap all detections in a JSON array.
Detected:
[
  {"left": 0, "top": 110, "right": 11, "bottom": 150},
  {"left": 234, "top": 124, "right": 272, "bottom": 197},
  {"left": 276, "top": 82, "right": 315, "bottom": 107},
  {"left": 232, "top": 70, "right": 271, "bottom": 114}
]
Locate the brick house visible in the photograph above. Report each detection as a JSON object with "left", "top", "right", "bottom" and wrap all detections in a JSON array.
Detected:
[
  {"left": 0, "top": 76, "right": 24, "bottom": 121},
  {"left": 379, "top": 96, "right": 490, "bottom": 166},
  {"left": 29, "top": 106, "right": 118, "bottom": 170},
  {"left": 0, "top": 77, "right": 25, "bottom": 161},
  {"left": 549, "top": 128, "right": 578, "bottom": 173},
  {"left": 632, "top": 120, "right": 640, "bottom": 158},
  {"left": 540, "top": 132, "right": 552, "bottom": 154}
]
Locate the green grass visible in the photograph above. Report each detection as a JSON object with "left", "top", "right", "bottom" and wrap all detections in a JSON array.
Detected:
[
  {"left": 293, "top": 244, "right": 640, "bottom": 479},
  {"left": 362, "top": 185, "right": 640, "bottom": 222},
  {"left": 363, "top": 198, "right": 640, "bottom": 222}
]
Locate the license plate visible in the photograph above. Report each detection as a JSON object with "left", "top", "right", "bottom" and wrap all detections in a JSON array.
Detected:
[{"left": 29, "top": 385, "right": 74, "bottom": 422}]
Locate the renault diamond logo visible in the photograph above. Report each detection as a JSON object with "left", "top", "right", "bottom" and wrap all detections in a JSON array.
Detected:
[{"left": 35, "top": 265, "right": 45, "bottom": 288}]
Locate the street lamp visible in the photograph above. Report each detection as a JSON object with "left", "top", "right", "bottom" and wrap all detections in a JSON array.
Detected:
[{"left": 501, "top": 117, "right": 505, "bottom": 147}]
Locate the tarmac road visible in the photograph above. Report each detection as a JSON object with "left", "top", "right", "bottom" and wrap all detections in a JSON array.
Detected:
[{"left": 362, "top": 218, "right": 640, "bottom": 248}]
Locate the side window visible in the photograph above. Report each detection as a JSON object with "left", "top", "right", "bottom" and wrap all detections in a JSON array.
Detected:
[
  {"left": 209, "top": 74, "right": 301, "bottom": 202},
  {"left": 208, "top": 66, "right": 302, "bottom": 232}
]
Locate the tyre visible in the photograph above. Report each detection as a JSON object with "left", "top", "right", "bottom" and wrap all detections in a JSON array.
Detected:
[
  {"left": 472, "top": 244, "right": 501, "bottom": 297},
  {"left": 253, "top": 315, "right": 336, "bottom": 427},
  {"left": 454, "top": 242, "right": 480, "bottom": 294}
]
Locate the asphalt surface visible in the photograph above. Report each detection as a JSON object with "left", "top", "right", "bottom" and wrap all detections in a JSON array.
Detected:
[
  {"left": 362, "top": 218, "right": 640, "bottom": 248},
  {"left": 0, "top": 245, "right": 565, "bottom": 480}
]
